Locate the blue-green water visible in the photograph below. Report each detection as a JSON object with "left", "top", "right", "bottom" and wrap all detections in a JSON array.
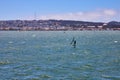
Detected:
[{"left": 0, "top": 31, "right": 120, "bottom": 80}]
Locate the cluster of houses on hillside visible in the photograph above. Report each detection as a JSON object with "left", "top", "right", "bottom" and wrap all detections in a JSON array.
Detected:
[{"left": 0, "top": 20, "right": 120, "bottom": 31}]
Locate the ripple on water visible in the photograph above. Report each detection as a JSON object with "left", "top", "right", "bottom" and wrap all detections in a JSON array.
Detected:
[{"left": 102, "top": 75, "right": 120, "bottom": 80}]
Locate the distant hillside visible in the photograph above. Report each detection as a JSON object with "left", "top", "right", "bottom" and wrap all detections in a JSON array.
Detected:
[
  {"left": 103, "top": 21, "right": 120, "bottom": 28},
  {"left": 0, "top": 20, "right": 103, "bottom": 27},
  {"left": 0, "top": 20, "right": 120, "bottom": 30}
]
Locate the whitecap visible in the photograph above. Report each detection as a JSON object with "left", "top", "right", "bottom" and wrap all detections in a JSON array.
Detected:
[
  {"left": 21, "top": 41, "right": 26, "bottom": 44},
  {"left": 114, "top": 40, "right": 118, "bottom": 43},
  {"left": 8, "top": 41, "right": 13, "bottom": 44},
  {"left": 32, "top": 34, "right": 36, "bottom": 37},
  {"left": 72, "top": 53, "right": 75, "bottom": 55}
]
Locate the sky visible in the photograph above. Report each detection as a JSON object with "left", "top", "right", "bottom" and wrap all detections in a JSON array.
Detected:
[{"left": 0, "top": 0, "right": 120, "bottom": 22}]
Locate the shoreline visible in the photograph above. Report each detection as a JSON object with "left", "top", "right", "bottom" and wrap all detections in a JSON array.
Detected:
[{"left": 0, "top": 28, "right": 120, "bottom": 31}]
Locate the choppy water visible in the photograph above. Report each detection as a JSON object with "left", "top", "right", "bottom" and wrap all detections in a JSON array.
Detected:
[{"left": 0, "top": 31, "right": 120, "bottom": 80}]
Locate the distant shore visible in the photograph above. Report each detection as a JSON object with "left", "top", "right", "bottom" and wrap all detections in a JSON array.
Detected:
[
  {"left": 0, "top": 20, "right": 120, "bottom": 31},
  {"left": 0, "top": 28, "right": 120, "bottom": 31}
]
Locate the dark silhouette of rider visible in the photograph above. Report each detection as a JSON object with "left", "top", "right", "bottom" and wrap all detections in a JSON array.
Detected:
[{"left": 70, "top": 37, "right": 76, "bottom": 48}]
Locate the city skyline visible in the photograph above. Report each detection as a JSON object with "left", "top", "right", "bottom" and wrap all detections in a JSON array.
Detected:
[{"left": 0, "top": 0, "right": 120, "bottom": 22}]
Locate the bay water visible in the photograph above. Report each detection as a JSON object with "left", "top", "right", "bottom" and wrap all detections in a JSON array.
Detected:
[{"left": 0, "top": 31, "right": 120, "bottom": 80}]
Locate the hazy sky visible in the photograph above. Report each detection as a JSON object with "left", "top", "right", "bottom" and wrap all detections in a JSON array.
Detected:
[{"left": 0, "top": 0, "right": 120, "bottom": 22}]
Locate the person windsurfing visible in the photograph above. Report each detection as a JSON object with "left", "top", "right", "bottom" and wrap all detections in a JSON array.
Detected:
[{"left": 70, "top": 37, "right": 76, "bottom": 48}]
